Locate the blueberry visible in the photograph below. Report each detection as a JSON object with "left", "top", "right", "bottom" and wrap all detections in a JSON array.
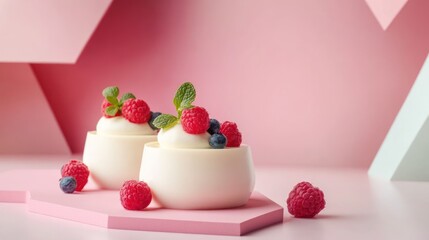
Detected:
[
  {"left": 149, "top": 111, "right": 162, "bottom": 130},
  {"left": 60, "top": 176, "right": 77, "bottom": 193},
  {"left": 209, "top": 133, "right": 227, "bottom": 149},
  {"left": 207, "top": 119, "right": 220, "bottom": 135}
]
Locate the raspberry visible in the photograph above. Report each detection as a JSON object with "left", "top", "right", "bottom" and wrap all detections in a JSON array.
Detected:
[
  {"left": 181, "top": 106, "right": 210, "bottom": 134},
  {"left": 101, "top": 99, "right": 120, "bottom": 118},
  {"left": 61, "top": 160, "right": 90, "bottom": 192},
  {"left": 120, "top": 180, "right": 152, "bottom": 210},
  {"left": 219, "top": 121, "right": 242, "bottom": 147},
  {"left": 59, "top": 177, "right": 77, "bottom": 194},
  {"left": 286, "top": 182, "right": 326, "bottom": 218},
  {"left": 122, "top": 99, "right": 151, "bottom": 123}
]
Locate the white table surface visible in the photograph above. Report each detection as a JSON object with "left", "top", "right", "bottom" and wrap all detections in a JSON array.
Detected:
[{"left": 0, "top": 155, "right": 428, "bottom": 240}]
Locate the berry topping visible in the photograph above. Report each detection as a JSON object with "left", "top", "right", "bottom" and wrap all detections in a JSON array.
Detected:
[
  {"left": 207, "top": 119, "right": 220, "bottom": 135},
  {"left": 152, "top": 82, "right": 245, "bottom": 146},
  {"left": 61, "top": 160, "right": 90, "bottom": 192},
  {"left": 286, "top": 182, "right": 326, "bottom": 218},
  {"left": 152, "top": 82, "right": 195, "bottom": 130},
  {"left": 122, "top": 99, "right": 151, "bottom": 124},
  {"left": 209, "top": 133, "right": 227, "bottom": 149},
  {"left": 101, "top": 99, "right": 120, "bottom": 118},
  {"left": 220, "top": 121, "right": 242, "bottom": 147},
  {"left": 101, "top": 86, "right": 136, "bottom": 118},
  {"left": 120, "top": 180, "right": 152, "bottom": 210},
  {"left": 181, "top": 106, "right": 210, "bottom": 134},
  {"left": 59, "top": 176, "right": 77, "bottom": 193},
  {"left": 149, "top": 111, "right": 162, "bottom": 130}
]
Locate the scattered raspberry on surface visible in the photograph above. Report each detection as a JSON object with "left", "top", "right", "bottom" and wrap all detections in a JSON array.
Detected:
[
  {"left": 219, "top": 121, "right": 242, "bottom": 147},
  {"left": 181, "top": 106, "right": 210, "bottom": 134},
  {"left": 101, "top": 99, "right": 120, "bottom": 118},
  {"left": 120, "top": 180, "right": 152, "bottom": 210},
  {"left": 122, "top": 99, "right": 151, "bottom": 123},
  {"left": 287, "top": 181, "right": 326, "bottom": 218},
  {"left": 61, "top": 160, "right": 90, "bottom": 192}
]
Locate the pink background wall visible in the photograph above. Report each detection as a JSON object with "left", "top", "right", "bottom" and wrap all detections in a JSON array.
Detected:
[
  {"left": 0, "top": 64, "right": 70, "bottom": 154},
  {"left": 2, "top": 0, "right": 429, "bottom": 167}
]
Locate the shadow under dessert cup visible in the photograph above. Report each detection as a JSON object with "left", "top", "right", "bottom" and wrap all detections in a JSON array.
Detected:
[
  {"left": 139, "top": 82, "right": 255, "bottom": 209},
  {"left": 83, "top": 86, "right": 158, "bottom": 190}
]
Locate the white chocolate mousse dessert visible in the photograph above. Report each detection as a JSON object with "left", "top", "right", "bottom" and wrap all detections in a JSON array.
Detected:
[
  {"left": 83, "top": 86, "right": 158, "bottom": 190},
  {"left": 140, "top": 82, "right": 255, "bottom": 209}
]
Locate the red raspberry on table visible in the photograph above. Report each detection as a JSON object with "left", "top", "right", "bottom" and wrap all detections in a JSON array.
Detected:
[
  {"left": 120, "top": 180, "right": 152, "bottom": 210},
  {"left": 219, "top": 121, "right": 242, "bottom": 147},
  {"left": 122, "top": 99, "right": 151, "bottom": 123},
  {"left": 287, "top": 181, "right": 325, "bottom": 218},
  {"left": 101, "top": 99, "right": 120, "bottom": 118},
  {"left": 181, "top": 106, "right": 210, "bottom": 134},
  {"left": 61, "top": 160, "right": 90, "bottom": 192}
]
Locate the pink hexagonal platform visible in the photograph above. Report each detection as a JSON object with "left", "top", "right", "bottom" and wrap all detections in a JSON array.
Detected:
[{"left": 0, "top": 170, "right": 283, "bottom": 236}]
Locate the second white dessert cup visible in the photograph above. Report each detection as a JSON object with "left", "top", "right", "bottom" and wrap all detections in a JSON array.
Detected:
[
  {"left": 83, "top": 131, "right": 157, "bottom": 190},
  {"left": 140, "top": 142, "right": 255, "bottom": 209}
]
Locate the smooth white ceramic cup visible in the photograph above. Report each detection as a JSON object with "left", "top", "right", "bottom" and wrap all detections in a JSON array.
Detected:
[
  {"left": 140, "top": 142, "right": 255, "bottom": 209},
  {"left": 82, "top": 131, "right": 157, "bottom": 190}
]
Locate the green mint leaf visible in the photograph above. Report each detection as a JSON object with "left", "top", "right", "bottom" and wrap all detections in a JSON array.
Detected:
[
  {"left": 120, "top": 93, "right": 136, "bottom": 103},
  {"left": 106, "top": 96, "right": 119, "bottom": 106},
  {"left": 105, "top": 105, "right": 119, "bottom": 116},
  {"left": 102, "top": 86, "right": 119, "bottom": 98},
  {"left": 164, "top": 119, "right": 179, "bottom": 130},
  {"left": 153, "top": 114, "right": 178, "bottom": 130},
  {"left": 173, "top": 82, "right": 196, "bottom": 112},
  {"left": 178, "top": 104, "right": 194, "bottom": 112}
]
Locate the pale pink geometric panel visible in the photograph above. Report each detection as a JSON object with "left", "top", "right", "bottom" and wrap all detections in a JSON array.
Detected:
[
  {"left": 0, "top": 170, "right": 284, "bottom": 236},
  {"left": 0, "top": 64, "right": 70, "bottom": 154},
  {"left": 0, "top": 0, "right": 112, "bottom": 63},
  {"left": 365, "top": 0, "right": 409, "bottom": 30}
]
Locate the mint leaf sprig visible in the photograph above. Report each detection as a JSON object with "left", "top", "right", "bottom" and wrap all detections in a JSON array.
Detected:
[
  {"left": 173, "top": 82, "right": 195, "bottom": 117},
  {"left": 153, "top": 82, "right": 196, "bottom": 130},
  {"left": 102, "top": 86, "right": 136, "bottom": 117}
]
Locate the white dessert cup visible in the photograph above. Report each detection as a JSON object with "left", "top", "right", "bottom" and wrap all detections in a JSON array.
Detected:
[
  {"left": 82, "top": 131, "right": 157, "bottom": 190},
  {"left": 140, "top": 142, "right": 255, "bottom": 209}
]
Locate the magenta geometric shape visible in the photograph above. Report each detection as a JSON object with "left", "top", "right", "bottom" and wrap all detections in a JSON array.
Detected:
[
  {"left": 0, "top": 170, "right": 283, "bottom": 236},
  {"left": 0, "top": 0, "right": 112, "bottom": 63}
]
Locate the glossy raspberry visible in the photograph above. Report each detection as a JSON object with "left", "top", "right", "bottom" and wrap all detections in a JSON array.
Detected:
[
  {"left": 61, "top": 160, "right": 90, "bottom": 191},
  {"left": 287, "top": 182, "right": 325, "bottom": 218},
  {"left": 181, "top": 106, "right": 210, "bottom": 134},
  {"left": 122, "top": 99, "right": 151, "bottom": 123},
  {"left": 101, "top": 99, "right": 120, "bottom": 118},
  {"left": 120, "top": 180, "right": 152, "bottom": 210},
  {"left": 219, "top": 121, "right": 242, "bottom": 147}
]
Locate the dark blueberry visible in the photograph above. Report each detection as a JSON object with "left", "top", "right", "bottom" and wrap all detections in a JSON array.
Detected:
[
  {"left": 60, "top": 176, "right": 77, "bottom": 194},
  {"left": 149, "top": 111, "right": 162, "bottom": 130},
  {"left": 209, "top": 133, "right": 227, "bottom": 149},
  {"left": 207, "top": 119, "right": 220, "bottom": 135}
]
